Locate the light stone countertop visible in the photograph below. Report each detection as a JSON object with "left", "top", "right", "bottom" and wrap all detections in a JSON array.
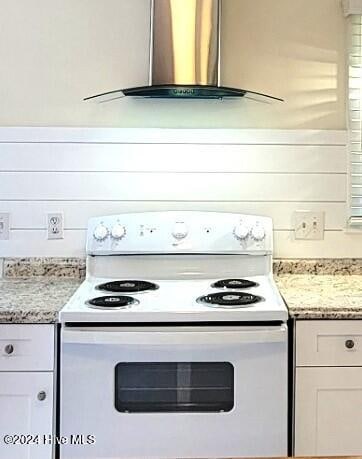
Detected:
[
  {"left": 1, "top": 257, "right": 362, "bottom": 323},
  {"left": 0, "top": 278, "right": 81, "bottom": 323},
  {"left": 276, "top": 275, "right": 362, "bottom": 319}
]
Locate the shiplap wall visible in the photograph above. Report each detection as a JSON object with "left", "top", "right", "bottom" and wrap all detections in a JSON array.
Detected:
[{"left": 0, "top": 127, "right": 360, "bottom": 259}]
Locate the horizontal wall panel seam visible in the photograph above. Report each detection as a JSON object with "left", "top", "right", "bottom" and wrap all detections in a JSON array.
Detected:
[
  {"left": 0, "top": 128, "right": 348, "bottom": 145},
  {"left": 0, "top": 140, "right": 348, "bottom": 147},
  {"left": 0, "top": 171, "right": 348, "bottom": 175},
  {"left": 0, "top": 199, "right": 347, "bottom": 203},
  {"left": 9, "top": 228, "right": 343, "bottom": 233},
  {"left": 2, "top": 201, "right": 345, "bottom": 231}
]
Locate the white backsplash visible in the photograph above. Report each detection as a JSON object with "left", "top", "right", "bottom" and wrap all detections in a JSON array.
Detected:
[{"left": 0, "top": 127, "right": 358, "bottom": 259}]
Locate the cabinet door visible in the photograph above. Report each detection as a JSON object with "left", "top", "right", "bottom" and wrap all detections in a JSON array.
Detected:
[
  {"left": 0, "top": 372, "right": 53, "bottom": 459},
  {"left": 295, "top": 367, "right": 362, "bottom": 456}
]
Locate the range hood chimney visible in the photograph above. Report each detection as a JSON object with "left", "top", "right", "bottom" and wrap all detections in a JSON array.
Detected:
[{"left": 85, "top": 0, "right": 283, "bottom": 101}]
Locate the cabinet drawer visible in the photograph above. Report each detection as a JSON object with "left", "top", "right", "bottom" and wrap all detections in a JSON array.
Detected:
[
  {"left": 296, "top": 321, "right": 362, "bottom": 367},
  {"left": 0, "top": 325, "right": 54, "bottom": 371}
]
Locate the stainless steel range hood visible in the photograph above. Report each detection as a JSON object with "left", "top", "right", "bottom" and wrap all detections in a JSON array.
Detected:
[{"left": 85, "top": 0, "right": 282, "bottom": 101}]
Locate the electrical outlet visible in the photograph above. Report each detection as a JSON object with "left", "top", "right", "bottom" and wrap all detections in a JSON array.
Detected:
[
  {"left": 0, "top": 213, "right": 10, "bottom": 240},
  {"left": 47, "top": 213, "right": 64, "bottom": 240},
  {"left": 294, "top": 211, "right": 325, "bottom": 240}
]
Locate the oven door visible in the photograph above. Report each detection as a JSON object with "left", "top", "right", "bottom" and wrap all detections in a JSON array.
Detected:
[{"left": 60, "top": 324, "right": 288, "bottom": 459}]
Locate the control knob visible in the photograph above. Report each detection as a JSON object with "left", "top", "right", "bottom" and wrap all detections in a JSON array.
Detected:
[
  {"left": 172, "top": 222, "right": 188, "bottom": 240},
  {"left": 93, "top": 224, "right": 109, "bottom": 242},
  {"left": 111, "top": 224, "right": 126, "bottom": 240},
  {"left": 251, "top": 223, "right": 266, "bottom": 242},
  {"left": 233, "top": 223, "right": 250, "bottom": 241}
]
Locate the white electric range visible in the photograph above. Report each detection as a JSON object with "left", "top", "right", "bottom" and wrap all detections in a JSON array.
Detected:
[{"left": 60, "top": 211, "right": 288, "bottom": 459}]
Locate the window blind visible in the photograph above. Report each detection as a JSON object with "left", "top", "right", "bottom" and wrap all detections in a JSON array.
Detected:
[{"left": 348, "top": 15, "right": 362, "bottom": 224}]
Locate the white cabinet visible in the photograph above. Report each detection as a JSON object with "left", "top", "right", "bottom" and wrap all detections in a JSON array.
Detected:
[
  {"left": 295, "top": 321, "right": 362, "bottom": 457},
  {"left": 0, "top": 372, "right": 54, "bottom": 459},
  {"left": 0, "top": 325, "right": 54, "bottom": 371},
  {"left": 0, "top": 325, "right": 55, "bottom": 459}
]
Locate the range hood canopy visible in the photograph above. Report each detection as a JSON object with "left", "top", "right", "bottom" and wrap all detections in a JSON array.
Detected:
[{"left": 85, "top": 0, "right": 283, "bottom": 102}]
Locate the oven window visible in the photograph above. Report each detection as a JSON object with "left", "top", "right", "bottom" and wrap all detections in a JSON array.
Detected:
[{"left": 115, "top": 362, "right": 234, "bottom": 413}]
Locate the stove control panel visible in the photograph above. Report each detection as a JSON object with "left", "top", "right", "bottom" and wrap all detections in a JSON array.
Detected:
[{"left": 87, "top": 212, "right": 273, "bottom": 255}]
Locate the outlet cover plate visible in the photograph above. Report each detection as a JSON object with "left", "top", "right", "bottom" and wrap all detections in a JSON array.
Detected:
[
  {"left": 294, "top": 211, "right": 325, "bottom": 240},
  {"left": 0, "top": 213, "right": 10, "bottom": 240},
  {"left": 47, "top": 213, "right": 64, "bottom": 240}
]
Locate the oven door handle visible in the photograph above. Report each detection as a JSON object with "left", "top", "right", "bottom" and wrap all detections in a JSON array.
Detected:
[{"left": 62, "top": 324, "right": 287, "bottom": 346}]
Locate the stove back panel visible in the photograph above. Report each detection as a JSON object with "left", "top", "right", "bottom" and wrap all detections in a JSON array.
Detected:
[{"left": 87, "top": 254, "right": 271, "bottom": 280}]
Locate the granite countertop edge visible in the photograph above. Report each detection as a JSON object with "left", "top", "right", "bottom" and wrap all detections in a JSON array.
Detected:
[
  {"left": 0, "top": 311, "right": 59, "bottom": 324},
  {"left": 0, "top": 277, "right": 81, "bottom": 325},
  {"left": 287, "top": 310, "right": 362, "bottom": 319}
]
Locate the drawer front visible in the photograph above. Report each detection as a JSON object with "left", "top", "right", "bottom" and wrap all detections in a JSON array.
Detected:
[
  {"left": 0, "top": 325, "right": 54, "bottom": 371},
  {"left": 296, "top": 321, "right": 362, "bottom": 367}
]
